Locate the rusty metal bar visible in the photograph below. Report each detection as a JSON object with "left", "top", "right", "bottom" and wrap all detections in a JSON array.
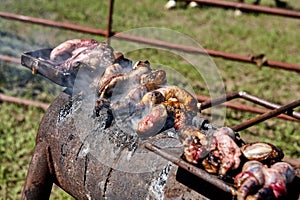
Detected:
[
  {"left": 0, "top": 54, "right": 20, "bottom": 63},
  {"left": 106, "top": 0, "right": 115, "bottom": 43},
  {"left": 231, "top": 99, "right": 300, "bottom": 131},
  {"left": 144, "top": 142, "right": 237, "bottom": 195},
  {"left": 199, "top": 91, "right": 300, "bottom": 120},
  {"left": 1, "top": 11, "right": 300, "bottom": 72},
  {"left": 0, "top": 94, "right": 49, "bottom": 110},
  {"left": 239, "top": 92, "right": 300, "bottom": 119},
  {"left": 113, "top": 33, "right": 300, "bottom": 72},
  {"left": 180, "top": 0, "right": 300, "bottom": 19},
  {"left": 0, "top": 11, "right": 108, "bottom": 36}
]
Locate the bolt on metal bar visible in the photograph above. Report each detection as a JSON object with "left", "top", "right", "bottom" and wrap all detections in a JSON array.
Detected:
[
  {"left": 1, "top": 11, "right": 300, "bottom": 72},
  {"left": 144, "top": 142, "right": 237, "bottom": 195},
  {"left": 179, "top": 0, "right": 300, "bottom": 19},
  {"left": 231, "top": 99, "right": 300, "bottom": 131},
  {"left": 199, "top": 91, "right": 300, "bottom": 120}
]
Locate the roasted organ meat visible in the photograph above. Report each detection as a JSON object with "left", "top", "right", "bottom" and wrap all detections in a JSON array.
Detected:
[
  {"left": 241, "top": 142, "right": 284, "bottom": 165},
  {"left": 48, "top": 39, "right": 296, "bottom": 200},
  {"left": 201, "top": 127, "right": 242, "bottom": 176},
  {"left": 234, "top": 161, "right": 295, "bottom": 200},
  {"left": 50, "top": 39, "right": 115, "bottom": 72}
]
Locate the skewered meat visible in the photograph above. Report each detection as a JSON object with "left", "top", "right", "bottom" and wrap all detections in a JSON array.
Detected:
[
  {"left": 235, "top": 161, "right": 295, "bottom": 200},
  {"left": 136, "top": 104, "right": 168, "bottom": 138},
  {"left": 200, "top": 127, "right": 242, "bottom": 176},
  {"left": 234, "top": 161, "right": 265, "bottom": 200},
  {"left": 50, "top": 39, "right": 115, "bottom": 71},
  {"left": 49, "top": 39, "right": 296, "bottom": 195},
  {"left": 97, "top": 60, "right": 151, "bottom": 98},
  {"left": 22, "top": 39, "right": 299, "bottom": 200},
  {"left": 50, "top": 39, "right": 98, "bottom": 62},
  {"left": 179, "top": 125, "right": 208, "bottom": 164},
  {"left": 241, "top": 142, "right": 284, "bottom": 165}
]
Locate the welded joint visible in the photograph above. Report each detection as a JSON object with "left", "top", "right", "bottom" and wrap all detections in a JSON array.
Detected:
[{"left": 250, "top": 54, "right": 267, "bottom": 67}]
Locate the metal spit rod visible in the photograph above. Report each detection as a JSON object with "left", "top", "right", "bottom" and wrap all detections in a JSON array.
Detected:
[
  {"left": 196, "top": 94, "right": 299, "bottom": 122},
  {"left": 231, "top": 98, "right": 300, "bottom": 131},
  {"left": 144, "top": 142, "right": 237, "bottom": 195},
  {"left": 199, "top": 91, "right": 300, "bottom": 120}
]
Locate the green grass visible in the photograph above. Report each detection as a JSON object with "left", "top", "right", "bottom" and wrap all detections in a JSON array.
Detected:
[{"left": 1, "top": 0, "right": 300, "bottom": 199}]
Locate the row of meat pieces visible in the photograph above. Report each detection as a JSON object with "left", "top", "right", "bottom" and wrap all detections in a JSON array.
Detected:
[{"left": 49, "top": 39, "right": 296, "bottom": 200}]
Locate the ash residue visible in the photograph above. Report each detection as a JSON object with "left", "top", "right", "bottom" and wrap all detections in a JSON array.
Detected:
[
  {"left": 104, "top": 119, "right": 139, "bottom": 152},
  {"left": 93, "top": 107, "right": 114, "bottom": 130},
  {"left": 57, "top": 92, "right": 140, "bottom": 154},
  {"left": 149, "top": 162, "right": 173, "bottom": 200},
  {"left": 93, "top": 101, "right": 139, "bottom": 151},
  {"left": 56, "top": 94, "right": 84, "bottom": 123}
]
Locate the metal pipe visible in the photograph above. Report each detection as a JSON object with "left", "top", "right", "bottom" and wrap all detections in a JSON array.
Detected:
[
  {"left": 199, "top": 91, "right": 300, "bottom": 120},
  {"left": 180, "top": 0, "right": 300, "bottom": 19},
  {"left": 1, "top": 11, "right": 300, "bottom": 72},
  {"left": 144, "top": 142, "right": 237, "bottom": 195},
  {"left": 231, "top": 99, "right": 300, "bottom": 131}
]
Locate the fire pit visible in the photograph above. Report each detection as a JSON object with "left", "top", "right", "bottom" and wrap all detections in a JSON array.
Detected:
[{"left": 21, "top": 39, "right": 300, "bottom": 200}]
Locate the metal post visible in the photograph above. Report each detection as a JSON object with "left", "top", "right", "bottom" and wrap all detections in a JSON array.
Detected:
[{"left": 106, "top": 0, "right": 115, "bottom": 44}]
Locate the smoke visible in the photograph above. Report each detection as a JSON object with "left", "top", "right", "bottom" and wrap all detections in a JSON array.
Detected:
[
  {"left": 110, "top": 27, "right": 227, "bottom": 126},
  {"left": 0, "top": 29, "right": 64, "bottom": 101},
  {"left": 69, "top": 27, "right": 226, "bottom": 174}
]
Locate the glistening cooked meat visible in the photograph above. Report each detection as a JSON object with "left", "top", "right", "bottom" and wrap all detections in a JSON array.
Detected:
[{"left": 47, "top": 39, "right": 296, "bottom": 199}]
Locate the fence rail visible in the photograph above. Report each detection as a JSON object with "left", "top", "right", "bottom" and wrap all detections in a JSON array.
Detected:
[
  {"left": 1, "top": 10, "right": 300, "bottom": 72},
  {"left": 180, "top": 0, "right": 300, "bottom": 19}
]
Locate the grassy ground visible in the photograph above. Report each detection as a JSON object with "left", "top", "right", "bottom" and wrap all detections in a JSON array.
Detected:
[{"left": 0, "top": 0, "right": 300, "bottom": 199}]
